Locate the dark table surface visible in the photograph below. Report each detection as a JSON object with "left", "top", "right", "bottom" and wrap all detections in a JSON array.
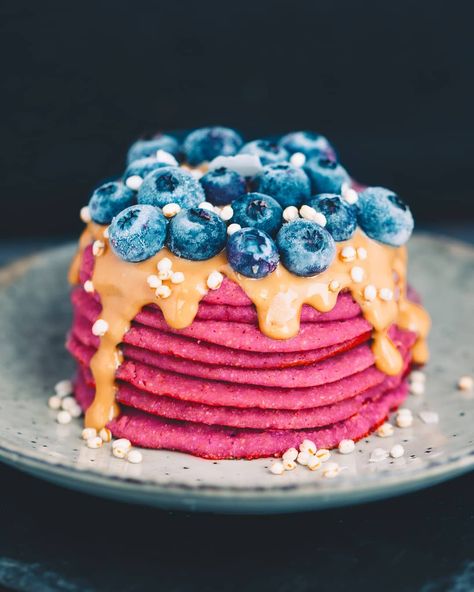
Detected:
[{"left": 1, "top": 227, "right": 473, "bottom": 592}]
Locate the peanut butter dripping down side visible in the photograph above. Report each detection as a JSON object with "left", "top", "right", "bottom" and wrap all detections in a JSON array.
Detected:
[{"left": 69, "top": 225, "right": 430, "bottom": 431}]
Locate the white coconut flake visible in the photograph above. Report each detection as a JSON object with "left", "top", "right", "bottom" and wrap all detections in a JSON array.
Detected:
[
  {"left": 209, "top": 154, "right": 263, "bottom": 177},
  {"left": 125, "top": 175, "right": 143, "bottom": 191}
]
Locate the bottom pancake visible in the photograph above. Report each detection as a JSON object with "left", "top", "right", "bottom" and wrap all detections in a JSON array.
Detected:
[{"left": 107, "top": 382, "right": 408, "bottom": 459}]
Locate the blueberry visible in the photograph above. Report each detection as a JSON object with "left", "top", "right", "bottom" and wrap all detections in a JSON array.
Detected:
[
  {"left": 126, "top": 134, "right": 180, "bottom": 164},
  {"left": 238, "top": 140, "right": 289, "bottom": 165},
  {"left": 137, "top": 166, "right": 205, "bottom": 209},
  {"left": 227, "top": 228, "right": 279, "bottom": 278},
  {"left": 231, "top": 192, "right": 283, "bottom": 236},
  {"left": 183, "top": 127, "right": 243, "bottom": 166},
  {"left": 124, "top": 158, "right": 172, "bottom": 185},
  {"left": 88, "top": 181, "right": 135, "bottom": 224},
  {"left": 304, "top": 157, "right": 350, "bottom": 194},
  {"left": 357, "top": 186, "right": 414, "bottom": 247},
  {"left": 279, "top": 131, "right": 335, "bottom": 159},
  {"left": 200, "top": 167, "right": 246, "bottom": 206},
  {"left": 276, "top": 219, "right": 336, "bottom": 276},
  {"left": 308, "top": 193, "right": 357, "bottom": 241},
  {"left": 108, "top": 205, "right": 167, "bottom": 262},
  {"left": 167, "top": 207, "right": 227, "bottom": 260},
  {"left": 253, "top": 163, "right": 311, "bottom": 208}
]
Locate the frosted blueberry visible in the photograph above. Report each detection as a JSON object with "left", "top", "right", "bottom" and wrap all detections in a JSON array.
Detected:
[
  {"left": 124, "top": 158, "right": 173, "bottom": 185},
  {"left": 357, "top": 186, "right": 414, "bottom": 247},
  {"left": 183, "top": 127, "right": 243, "bottom": 166},
  {"left": 137, "top": 167, "right": 205, "bottom": 209},
  {"left": 227, "top": 228, "right": 279, "bottom": 279},
  {"left": 253, "top": 162, "right": 311, "bottom": 208},
  {"left": 167, "top": 208, "right": 227, "bottom": 260},
  {"left": 126, "top": 134, "right": 180, "bottom": 164},
  {"left": 279, "top": 131, "right": 335, "bottom": 159},
  {"left": 304, "top": 157, "right": 350, "bottom": 194},
  {"left": 108, "top": 205, "right": 167, "bottom": 262},
  {"left": 276, "top": 219, "right": 336, "bottom": 276},
  {"left": 238, "top": 139, "right": 289, "bottom": 166},
  {"left": 308, "top": 194, "right": 357, "bottom": 241},
  {"left": 231, "top": 192, "right": 283, "bottom": 237},
  {"left": 88, "top": 182, "right": 135, "bottom": 224},
  {"left": 200, "top": 167, "right": 246, "bottom": 206}
]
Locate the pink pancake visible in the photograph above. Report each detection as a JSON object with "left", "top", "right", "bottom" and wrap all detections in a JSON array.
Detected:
[
  {"left": 72, "top": 313, "right": 371, "bottom": 369},
  {"left": 107, "top": 383, "right": 408, "bottom": 459},
  {"left": 132, "top": 311, "right": 372, "bottom": 353},
  {"left": 71, "top": 286, "right": 361, "bottom": 325},
  {"left": 67, "top": 333, "right": 414, "bottom": 409},
  {"left": 71, "top": 288, "right": 372, "bottom": 353},
  {"left": 74, "top": 358, "right": 407, "bottom": 429}
]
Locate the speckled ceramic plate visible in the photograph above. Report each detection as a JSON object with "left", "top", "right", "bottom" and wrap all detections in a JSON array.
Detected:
[{"left": 0, "top": 235, "right": 473, "bottom": 513}]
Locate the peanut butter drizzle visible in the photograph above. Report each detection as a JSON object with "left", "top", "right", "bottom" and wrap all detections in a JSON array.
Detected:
[{"left": 69, "top": 224, "right": 430, "bottom": 430}]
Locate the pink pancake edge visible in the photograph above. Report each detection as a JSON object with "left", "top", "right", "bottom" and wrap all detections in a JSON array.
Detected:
[
  {"left": 67, "top": 333, "right": 413, "bottom": 410},
  {"left": 106, "top": 383, "right": 408, "bottom": 459},
  {"left": 74, "top": 355, "right": 409, "bottom": 430}
]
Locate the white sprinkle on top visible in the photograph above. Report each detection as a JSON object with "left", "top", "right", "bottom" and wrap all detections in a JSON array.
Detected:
[
  {"left": 126, "top": 175, "right": 143, "bottom": 191},
  {"left": 199, "top": 201, "right": 214, "bottom": 212},
  {"left": 329, "top": 279, "right": 341, "bottom": 292},
  {"left": 84, "top": 280, "right": 94, "bottom": 293},
  {"left": 157, "top": 258, "right": 173, "bottom": 273},
  {"left": 220, "top": 205, "right": 234, "bottom": 221},
  {"left": 147, "top": 274, "right": 162, "bottom": 289},
  {"left": 350, "top": 266, "right": 364, "bottom": 283},
  {"left": 227, "top": 223, "right": 241, "bottom": 236},
  {"left": 80, "top": 206, "right": 92, "bottom": 223},
  {"left": 379, "top": 287, "right": 393, "bottom": 302},
  {"left": 289, "top": 152, "right": 306, "bottom": 168},
  {"left": 357, "top": 247, "right": 367, "bottom": 260},
  {"left": 283, "top": 206, "right": 299, "bottom": 222},
  {"left": 92, "top": 318, "right": 109, "bottom": 337},
  {"left": 340, "top": 246, "right": 356, "bottom": 262},
  {"left": 156, "top": 285, "right": 172, "bottom": 299},
  {"left": 341, "top": 182, "right": 359, "bottom": 205},
  {"left": 363, "top": 284, "right": 377, "bottom": 302},
  {"left": 207, "top": 271, "right": 224, "bottom": 290},
  {"left": 92, "top": 240, "right": 105, "bottom": 257},
  {"left": 162, "top": 203, "right": 181, "bottom": 218},
  {"left": 299, "top": 205, "right": 327, "bottom": 227},
  {"left": 171, "top": 271, "right": 185, "bottom": 284}
]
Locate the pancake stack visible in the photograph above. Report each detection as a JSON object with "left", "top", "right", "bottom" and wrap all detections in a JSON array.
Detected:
[{"left": 68, "top": 245, "right": 417, "bottom": 459}]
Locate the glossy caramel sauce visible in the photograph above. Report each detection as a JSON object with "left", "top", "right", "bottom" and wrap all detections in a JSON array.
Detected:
[{"left": 69, "top": 223, "right": 430, "bottom": 430}]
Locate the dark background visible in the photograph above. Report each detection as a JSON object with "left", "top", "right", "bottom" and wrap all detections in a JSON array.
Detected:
[{"left": 1, "top": 0, "right": 473, "bottom": 239}]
